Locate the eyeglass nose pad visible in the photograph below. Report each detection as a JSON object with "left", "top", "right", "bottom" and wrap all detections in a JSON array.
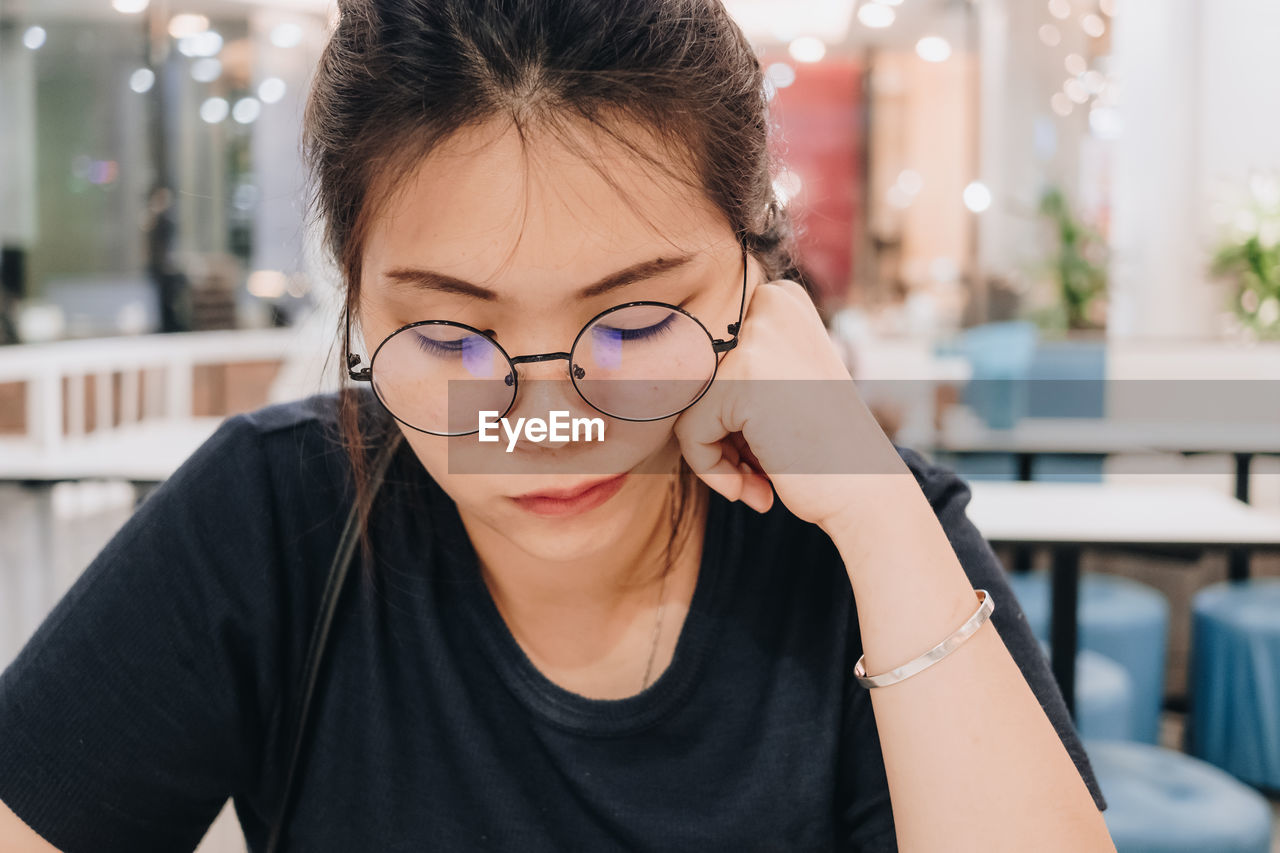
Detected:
[{"left": 571, "top": 364, "right": 586, "bottom": 380}]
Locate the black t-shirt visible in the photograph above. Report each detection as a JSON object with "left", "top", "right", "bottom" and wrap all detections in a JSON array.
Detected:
[{"left": 0, "top": 390, "right": 1106, "bottom": 852}]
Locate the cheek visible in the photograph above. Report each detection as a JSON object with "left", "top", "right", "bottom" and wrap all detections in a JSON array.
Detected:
[{"left": 605, "top": 418, "right": 678, "bottom": 462}]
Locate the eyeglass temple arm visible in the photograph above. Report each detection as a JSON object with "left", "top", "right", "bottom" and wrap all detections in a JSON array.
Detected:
[{"left": 710, "top": 250, "right": 749, "bottom": 352}]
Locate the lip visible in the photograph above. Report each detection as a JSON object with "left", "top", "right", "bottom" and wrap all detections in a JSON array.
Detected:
[{"left": 509, "top": 473, "right": 629, "bottom": 518}]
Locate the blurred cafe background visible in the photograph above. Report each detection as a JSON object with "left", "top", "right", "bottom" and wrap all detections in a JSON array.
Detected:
[{"left": 3, "top": 0, "right": 1280, "bottom": 850}]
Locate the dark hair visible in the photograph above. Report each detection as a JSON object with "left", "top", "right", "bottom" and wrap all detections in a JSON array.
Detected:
[{"left": 302, "top": 0, "right": 801, "bottom": 575}]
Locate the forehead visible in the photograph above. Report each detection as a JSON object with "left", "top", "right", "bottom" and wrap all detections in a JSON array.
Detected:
[{"left": 361, "top": 117, "right": 731, "bottom": 290}]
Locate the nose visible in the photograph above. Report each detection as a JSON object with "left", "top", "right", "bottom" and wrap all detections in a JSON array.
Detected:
[{"left": 506, "top": 356, "right": 592, "bottom": 447}]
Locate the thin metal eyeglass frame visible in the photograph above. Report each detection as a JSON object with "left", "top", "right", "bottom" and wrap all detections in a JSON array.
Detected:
[{"left": 345, "top": 251, "right": 749, "bottom": 436}]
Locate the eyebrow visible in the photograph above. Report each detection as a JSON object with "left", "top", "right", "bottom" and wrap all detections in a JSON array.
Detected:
[{"left": 380, "top": 253, "right": 697, "bottom": 301}]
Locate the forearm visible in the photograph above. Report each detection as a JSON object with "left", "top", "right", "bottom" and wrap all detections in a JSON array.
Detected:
[{"left": 825, "top": 475, "right": 1115, "bottom": 853}]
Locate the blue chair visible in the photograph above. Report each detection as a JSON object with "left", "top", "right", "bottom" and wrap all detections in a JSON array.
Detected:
[
  {"left": 1074, "top": 649, "right": 1136, "bottom": 741},
  {"left": 934, "top": 321, "right": 1039, "bottom": 481},
  {"left": 1025, "top": 338, "right": 1107, "bottom": 482},
  {"left": 952, "top": 320, "right": 1039, "bottom": 430},
  {"left": 1187, "top": 579, "right": 1280, "bottom": 789},
  {"left": 940, "top": 326, "right": 1107, "bottom": 483},
  {"left": 1006, "top": 570, "right": 1169, "bottom": 744},
  {"left": 1026, "top": 339, "right": 1107, "bottom": 419},
  {"left": 1086, "top": 739, "right": 1274, "bottom": 853}
]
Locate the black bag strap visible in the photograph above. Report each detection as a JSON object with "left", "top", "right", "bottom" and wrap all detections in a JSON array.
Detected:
[{"left": 264, "top": 438, "right": 400, "bottom": 853}]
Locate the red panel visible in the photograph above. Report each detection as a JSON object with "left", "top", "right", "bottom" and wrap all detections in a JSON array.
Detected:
[{"left": 768, "top": 58, "right": 863, "bottom": 308}]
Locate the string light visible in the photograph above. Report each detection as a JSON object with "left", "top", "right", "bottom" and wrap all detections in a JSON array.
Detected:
[
  {"left": 200, "top": 97, "right": 229, "bottom": 124},
  {"left": 858, "top": 3, "right": 895, "bottom": 29},
  {"left": 168, "top": 14, "right": 209, "bottom": 38},
  {"left": 23, "top": 26, "right": 47, "bottom": 50},
  {"left": 233, "top": 98, "right": 262, "bottom": 124},
  {"left": 916, "top": 36, "right": 952, "bottom": 63},
  {"left": 258, "top": 77, "right": 287, "bottom": 104},
  {"left": 765, "top": 62, "right": 796, "bottom": 88},
  {"left": 963, "top": 181, "right": 992, "bottom": 213},
  {"left": 129, "top": 68, "right": 155, "bottom": 93},
  {"left": 788, "top": 36, "right": 826, "bottom": 63}
]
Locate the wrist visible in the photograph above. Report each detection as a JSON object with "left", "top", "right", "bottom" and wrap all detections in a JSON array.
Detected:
[{"left": 818, "top": 469, "right": 927, "bottom": 546}]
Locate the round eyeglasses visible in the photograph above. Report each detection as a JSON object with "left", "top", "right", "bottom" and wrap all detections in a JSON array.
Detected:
[{"left": 345, "top": 252, "right": 748, "bottom": 436}]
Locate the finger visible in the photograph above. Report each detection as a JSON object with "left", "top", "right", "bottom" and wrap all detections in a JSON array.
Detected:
[
  {"left": 738, "top": 461, "right": 775, "bottom": 513},
  {"left": 672, "top": 383, "right": 736, "bottom": 475},
  {"left": 674, "top": 404, "right": 753, "bottom": 505},
  {"left": 700, "top": 463, "right": 753, "bottom": 506}
]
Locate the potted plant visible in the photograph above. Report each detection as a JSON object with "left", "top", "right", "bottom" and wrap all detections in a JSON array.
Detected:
[
  {"left": 1027, "top": 186, "right": 1108, "bottom": 336},
  {"left": 1210, "top": 173, "right": 1280, "bottom": 339}
]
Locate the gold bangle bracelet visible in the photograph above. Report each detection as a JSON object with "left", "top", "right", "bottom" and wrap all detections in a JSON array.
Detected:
[{"left": 853, "top": 589, "right": 995, "bottom": 689}]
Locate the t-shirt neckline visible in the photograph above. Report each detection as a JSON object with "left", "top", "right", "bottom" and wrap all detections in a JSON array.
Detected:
[{"left": 434, "top": 483, "right": 733, "bottom": 736}]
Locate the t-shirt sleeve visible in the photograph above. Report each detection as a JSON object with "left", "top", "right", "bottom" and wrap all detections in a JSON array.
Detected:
[
  {"left": 835, "top": 446, "right": 1108, "bottom": 850},
  {"left": 0, "top": 414, "right": 285, "bottom": 853},
  {"left": 900, "top": 446, "right": 1108, "bottom": 811}
]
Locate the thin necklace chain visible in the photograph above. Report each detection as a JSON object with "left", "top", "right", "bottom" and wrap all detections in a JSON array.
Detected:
[
  {"left": 639, "top": 474, "right": 682, "bottom": 692},
  {"left": 639, "top": 562, "right": 671, "bottom": 691}
]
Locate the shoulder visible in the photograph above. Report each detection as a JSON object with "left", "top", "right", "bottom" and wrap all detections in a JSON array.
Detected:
[
  {"left": 175, "top": 390, "right": 346, "bottom": 477},
  {"left": 215, "top": 386, "right": 393, "bottom": 449},
  {"left": 117, "top": 390, "right": 389, "bottom": 594},
  {"left": 0, "top": 402, "right": 375, "bottom": 853},
  {"left": 183, "top": 389, "right": 386, "bottom": 499},
  {"left": 220, "top": 389, "right": 348, "bottom": 463},
  {"left": 893, "top": 443, "right": 972, "bottom": 511}
]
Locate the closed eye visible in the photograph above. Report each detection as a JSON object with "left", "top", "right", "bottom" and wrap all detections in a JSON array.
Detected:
[
  {"left": 595, "top": 311, "right": 679, "bottom": 342},
  {"left": 412, "top": 331, "right": 470, "bottom": 356}
]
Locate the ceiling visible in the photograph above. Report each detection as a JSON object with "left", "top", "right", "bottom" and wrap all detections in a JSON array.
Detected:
[
  {"left": 730, "top": 0, "right": 972, "bottom": 55},
  {"left": 5, "top": 0, "right": 970, "bottom": 53},
  {"left": 2, "top": 0, "right": 330, "bottom": 23}
]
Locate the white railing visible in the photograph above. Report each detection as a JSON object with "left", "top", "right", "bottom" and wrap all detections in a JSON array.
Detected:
[{"left": 0, "top": 324, "right": 337, "bottom": 481}]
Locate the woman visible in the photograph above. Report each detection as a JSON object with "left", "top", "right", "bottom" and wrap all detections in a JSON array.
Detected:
[{"left": 0, "top": 1, "right": 1115, "bottom": 850}]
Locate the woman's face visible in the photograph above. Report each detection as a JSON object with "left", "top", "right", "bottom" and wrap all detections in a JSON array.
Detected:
[{"left": 358, "top": 118, "right": 756, "bottom": 562}]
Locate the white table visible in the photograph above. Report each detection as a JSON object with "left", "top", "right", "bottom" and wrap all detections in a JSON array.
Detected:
[
  {"left": 935, "top": 416, "right": 1280, "bottom": 497},
  {"left": 965, "top": 481, "right": 1280, "bottom": 716},
  {"left": 936, "top": 415, "right": 1280, "bottom": 578},
  {"left": 937, "top": 414, "right": 1280, "bottom": 457}
]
